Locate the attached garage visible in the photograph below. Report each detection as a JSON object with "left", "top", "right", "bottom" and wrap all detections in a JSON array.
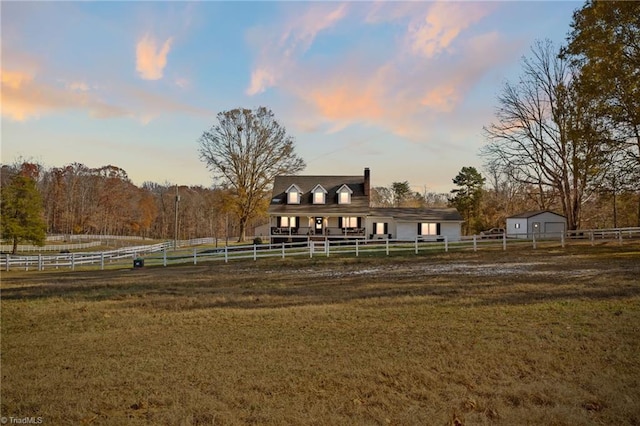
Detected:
[{"left": 506, "top": 210, "right": 567, "bottom": 239}]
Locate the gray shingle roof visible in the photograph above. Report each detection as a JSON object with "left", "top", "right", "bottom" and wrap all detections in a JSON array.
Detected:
[
  {"left": 369, "top": 207, "right": 463, "bottom": 222},
  {"left": 507, "top": 210, "right": 565, "bottom": 219},
  {"left": 269, "top": 175, "right": 369, "bottom": 214}
]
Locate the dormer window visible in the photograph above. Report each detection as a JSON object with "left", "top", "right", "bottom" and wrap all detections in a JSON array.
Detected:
[
  {"left": 311, "top": 184, "right": 327, "bottom": 205},
  {"left": 286, "top": 184, "right": 302, "bottom": 204},
  {"left": 337, "top": 184, "right": 353, "bottom": 205}
]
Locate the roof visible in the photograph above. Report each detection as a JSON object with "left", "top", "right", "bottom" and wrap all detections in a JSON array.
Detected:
[
  {"left": 269, "top": 174, "right": 369, "bottom": 215},
  {"left": 369, "top": 207, "right": 464, "bottom": 222},
  {"left": 507, "top": 210, "right": 566, "bottom": 219}
]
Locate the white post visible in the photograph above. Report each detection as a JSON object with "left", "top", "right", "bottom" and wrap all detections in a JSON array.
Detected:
[
  {"left": 444, "top": 236, "right": 448, "bottom": 252},
  {"left": 386, "top": 238, "right": 389, "bottom": 256},
  {"left": 254, "top": 244, "right": 257, "bottom": 261},
  {"left": 310, "top": 241, "right": 313, "bottom": 259},
  {"left": 561, "top": 233, "right": 565, "bottom": 248},
  {"left": 225, "top": 246, "right": 228, "bottom": 263},
  {"left": 282, "top": 242, "right": 285, "bottom": 259},
  {"left": 356, "top": 239, "right": 359, "bottom": 257},
  {"left": 71, "top": 252, "right": 75, "bottom": 271},
  {"left": 590, "top": 231, "right": 595, "bottom": 246},
  {"left": 532, "top": 233, "right": 537, "bottom": 249},
  {"left": 502, "top": 233, "right": 507, "bottom": 251},
  {"left": 5, "top": 254, "right": 9, "bottom": 272},
  {"left": 38, "top": 254, "right": 43, "bottom": 271},
  {"left": 473, "top": 235, "right": 477, "bottom": 252},
  {"left": 101, "top": 252, "right": 105, "bottom": 270},
  {"left": 163, "top": 249, "right": 167, "bottom": 267},
  {"left": 619, "top": 230, "right": 623, "bottom": 245},
  {"left": 326, "top": 239, "right": 330, "bottom": 257},
  {"left": 415, "top": 237, "right": 418, "bottom": 255},
  {"left": 193, "top": 247, "right": 197, "bottom": 265}
]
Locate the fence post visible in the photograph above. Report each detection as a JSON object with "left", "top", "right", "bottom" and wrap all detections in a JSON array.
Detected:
[
  {"left": 38, "top": 254, "right": 43, "bottom": 271},
  {"left": 386, "top": 239, "right": 389, "bottom": 256},
  {"left": 5, "top": 254, "right": 9, "bottom": 272},
  {"left": 101, "top": 252, "right": 105, "bottom": 270},
  {"left": 163, "top": 248, "right": 167, "bottom": 267},
  {"left": 282, "top": 242, "right": 285, "bottom": 259},
  {"left": 71, "top": 252, "right": 75, "bottom": 271},
  {"left": 473, "top": 235, "right": 477, "bottom": 252},
  {"left": 502, "top": 233, "right": 507, "bottom": 251},
  {"left": 310, "top": 241, "right": 313, "bottom": 259},
  {"left": 326, "top": 239, "right": 330, "bottom": 257},
  {"left": 356, "top": 239, "right": 359, "bottom": 257},
  {"left": 619, "top": 230, "right": 623, "bottom": 245},
  {"left": 193, "top": 247, "right": 197, "bottom": 265},
  {"left": 561, "top": 233, "right": 565, "bottom": 249},
  {"left": 415, "top": 237, "right": 418, "bottom": 255},
  {"left": 532, "top": 233, "right": 537, "bottom": 249},
  {"left": 254, "top": 244, "right": 257, "bottom": 261},
  {"left": 445, "top": 236, "right": 448, "bottom": 252},
  {"left": 590, "top": 231, "right": 595, "bottom": 246}
]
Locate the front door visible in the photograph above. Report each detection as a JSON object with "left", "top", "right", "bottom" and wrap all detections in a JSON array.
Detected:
[{"left": 315, "top": 217, "right": 323, "bottom": 234}]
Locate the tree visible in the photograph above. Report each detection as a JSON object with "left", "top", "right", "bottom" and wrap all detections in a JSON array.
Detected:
[
  {"left": 562, "top": 0, "right": 640, "bottom": 224},
  {"left": 482, "top": 40, "right": 607, "bottom": 230},
  {"left": 449, "top": 166, "right": 485, "bottom": 235},
  {"left": 1, "top": 166, "right": 47, "bottom": 254},
  {"left": 198, "top": 107, "right": 306, "bottom": 241}
]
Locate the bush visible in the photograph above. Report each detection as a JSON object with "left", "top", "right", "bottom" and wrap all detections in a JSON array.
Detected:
[{"left": 253, "top": 237, "right": 263, "bottom": 245}]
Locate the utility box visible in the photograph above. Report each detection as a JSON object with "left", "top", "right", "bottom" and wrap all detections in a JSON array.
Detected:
[{"left": 133, "top": 258, "right": 144, "bottom": 268}]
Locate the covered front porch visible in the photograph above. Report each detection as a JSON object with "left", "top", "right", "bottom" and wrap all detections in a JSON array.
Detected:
[{"left": 270, "top": 215, "right": 366, "bottom": 239}]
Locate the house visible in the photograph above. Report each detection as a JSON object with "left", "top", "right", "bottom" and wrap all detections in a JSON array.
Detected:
[
  {"left": 267, "top": 168, "right": 463, "bottom": 243},
  {"left": 506, "top": 210, "right": 567, "bottom": 239}
]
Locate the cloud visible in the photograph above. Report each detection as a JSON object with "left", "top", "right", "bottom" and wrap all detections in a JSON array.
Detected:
[
  {"left": 136, "top": 34, "right": 173, "bottom": 80},
  {"left": 245, "top": 2, "right": 514, "bottom": 142},
  {"left": 0, "top": 67, "right": 211, "bottom": 123},
  {"left": 245, "top": 3, "right": 348, "bottom": 95},
  {"left": 406, "top": 2, "right": 491, "bottom": 58}
]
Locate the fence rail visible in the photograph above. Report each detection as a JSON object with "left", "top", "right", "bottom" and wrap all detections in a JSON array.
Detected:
[{"left": 2, "top": 227, "right": 639, "bottom": 272}]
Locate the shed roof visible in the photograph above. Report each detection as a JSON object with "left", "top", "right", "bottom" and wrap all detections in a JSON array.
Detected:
[{"left": 507, "top": 210, "right": 566, "bottom": 219}]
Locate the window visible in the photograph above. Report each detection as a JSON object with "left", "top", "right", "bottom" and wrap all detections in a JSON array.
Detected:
[
  {"left": 420, "top": 223, "right": 438, "bottom": 236},
  {"left": 312, "top": 185, "right": 327, "bottom": 204},
  {"left": 288, "top": 191, "right": 300, "bottom": 204},
  {"left": 342, "top": 217, "right": 358, "bottom": 228},
  {"left": 280, "top": 216, "right": 297, "bottom": 228},
  {"left": 286, "top": 184, "right": 301, "bottom": 204},
  {"left": 374, "top": 222, "right": 388, "bottom": 235},
  {"left": 337, "top": 184, "right": 352, "bottom": 204},
  {"left": 514, "top": 223, "right": 521, "bottom": 229}
]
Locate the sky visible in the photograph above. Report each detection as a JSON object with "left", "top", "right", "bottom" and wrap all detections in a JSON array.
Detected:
[{"left": 1, "top": 1, "right": 581, "bottom": 194}]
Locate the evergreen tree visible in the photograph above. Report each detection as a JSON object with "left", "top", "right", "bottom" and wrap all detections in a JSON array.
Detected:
[{"left": 450, "top": 167, "right": 485, "bottom": 235}]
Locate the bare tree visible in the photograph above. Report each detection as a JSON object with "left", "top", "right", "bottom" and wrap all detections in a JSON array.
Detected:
[
  {"left": 198, "top": 107, "right": 305, "bottom": 241},
  {"left": 482, "top": 40, "right": 607, "bottom": 230}
]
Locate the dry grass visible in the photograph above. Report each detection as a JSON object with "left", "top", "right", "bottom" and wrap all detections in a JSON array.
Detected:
[{"left": 1, "top": 242, "right": 639, "bottom": 425}]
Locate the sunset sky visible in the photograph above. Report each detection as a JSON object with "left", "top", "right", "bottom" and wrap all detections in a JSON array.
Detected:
[{"left": 2, "top": 1, "right": 580, "bottom": 194}]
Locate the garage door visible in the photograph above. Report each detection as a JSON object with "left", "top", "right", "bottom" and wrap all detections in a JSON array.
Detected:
[{"left": 544, "top": 222, "right": 565, "bottom": 237}]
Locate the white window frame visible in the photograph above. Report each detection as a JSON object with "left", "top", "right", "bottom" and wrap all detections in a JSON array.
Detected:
[
  {"left": 313, "top": 191, "right": 325, "bottom": 204},
  {"left": 338, "top": 191, "right": 350, "bottom": 204},
  {"left": 281, "top": 216, "right": 297, "bottom": 228},
  {"left": 342, "top": 217, "right": 358, "bottom": 228},
  {"left": 287, "top": 191, "right": 300, "bottom": 204},
  {"left": 420, "top": 223, "right": 438, "bottom": 236},
  {"left": 374, "top": 222, "right": 386, "bottom": 235}
]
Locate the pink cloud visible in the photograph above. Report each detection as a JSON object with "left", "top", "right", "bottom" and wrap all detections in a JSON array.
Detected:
[
  {"left": 245, "top": 3, "right": 348, "bottom": 95},
  {"left": 136, "top": 34, "right": 173, "bottom": 80}
]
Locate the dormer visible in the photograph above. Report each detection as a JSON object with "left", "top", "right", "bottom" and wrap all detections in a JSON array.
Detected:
[
  {"left": 336, "top": 184, "right": 353, "bottom": 205},
  {"left": 286, "top": 184, "right": 302, "bottom": 204},
  {"left": 311, "top": 184, "right": 328, "bottom": 204}
]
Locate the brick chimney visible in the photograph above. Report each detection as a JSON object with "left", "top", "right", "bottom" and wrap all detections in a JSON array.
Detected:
[{"left": 364, "top": 167, "right": 370, "bottom": 196}]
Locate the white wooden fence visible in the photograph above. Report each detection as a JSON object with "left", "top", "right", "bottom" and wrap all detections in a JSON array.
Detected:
[{"left": 2, "top": 227, "right": 639, "bottom": 273}]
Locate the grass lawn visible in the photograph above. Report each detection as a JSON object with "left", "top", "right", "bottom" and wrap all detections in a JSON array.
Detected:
[{"left": 1, "top": 242, "right": 639, "bottom": 425}]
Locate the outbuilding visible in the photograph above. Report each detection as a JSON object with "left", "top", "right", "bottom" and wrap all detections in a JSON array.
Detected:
[{"left": 506, "top": 210, "right": 567, "bottom": 239}]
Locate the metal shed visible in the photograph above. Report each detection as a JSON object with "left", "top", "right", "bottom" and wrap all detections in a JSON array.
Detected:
[{"left": 506, "top": 210, "right": 567, "bottom": 239}]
